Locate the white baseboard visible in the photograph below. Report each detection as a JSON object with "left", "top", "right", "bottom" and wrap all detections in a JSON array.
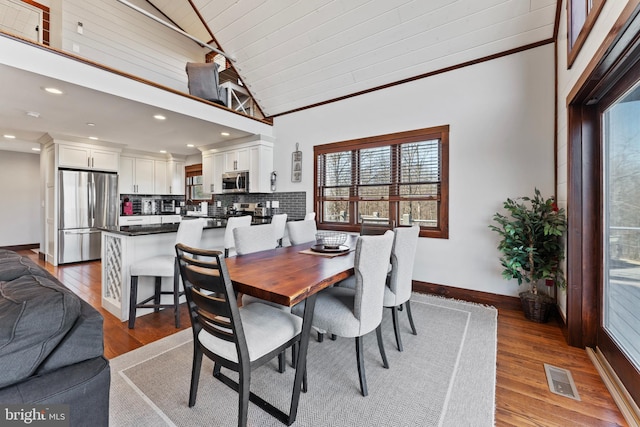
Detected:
[{"left": 587, "top": 347, "right": 640, "bottom": 427}]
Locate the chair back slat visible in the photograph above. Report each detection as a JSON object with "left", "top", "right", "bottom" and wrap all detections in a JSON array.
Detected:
[{"left": 191, "top": 289, "right": 236, "bottom": 343}]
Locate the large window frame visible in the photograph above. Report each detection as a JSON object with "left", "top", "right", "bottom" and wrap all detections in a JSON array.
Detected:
[
  {"left": 568, "top": 0, "right": 606, "bottom": 68},
  {"left": 313, "top": 125, "right": 449, "bottom": 238}
]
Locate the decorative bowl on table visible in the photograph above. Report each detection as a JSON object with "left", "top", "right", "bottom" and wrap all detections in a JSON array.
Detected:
[{"left": 315, "top": 232, "right": 348, "bottom": 249}]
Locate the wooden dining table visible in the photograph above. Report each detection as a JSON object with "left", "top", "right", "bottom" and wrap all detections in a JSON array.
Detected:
[{"left": 223, "top": 235, "right": 357, "bottom": 425}]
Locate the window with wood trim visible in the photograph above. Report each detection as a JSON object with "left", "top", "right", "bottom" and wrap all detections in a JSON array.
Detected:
[
  {"left": 185, "top": 164, "right": 209, "bottom": 202},
  {"left": 568, "top": 0, "right": 606, "bottom": 68},
  {"left": 314, "top": 126, "right": 449, "bottom": 238}
]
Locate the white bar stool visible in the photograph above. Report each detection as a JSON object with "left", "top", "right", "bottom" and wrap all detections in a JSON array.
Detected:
[{"left": 128, "top": 218, "right": 205, "bottom": 329}]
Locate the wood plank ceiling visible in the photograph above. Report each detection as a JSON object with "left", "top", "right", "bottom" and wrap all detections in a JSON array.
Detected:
[{"left": 122, "top": 0, "right": 557, "bottom": 118}]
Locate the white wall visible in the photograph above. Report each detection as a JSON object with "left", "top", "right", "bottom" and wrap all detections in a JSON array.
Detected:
[
  {"left": 555, "top": 0, "right": 631, "bottom": 318},
  {"left": 57, "top": 0, "right": 206, "bottom": 92},
  {"left": 0, "top": 150, "right": 41, "bottom": 246},
  {"left": 273, "top": 45, "right": 555, "bottom": 297}
]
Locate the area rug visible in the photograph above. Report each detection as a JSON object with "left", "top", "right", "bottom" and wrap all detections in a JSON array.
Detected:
[{"left": 109, "top": 293, "right": 497, "bottom": 426}]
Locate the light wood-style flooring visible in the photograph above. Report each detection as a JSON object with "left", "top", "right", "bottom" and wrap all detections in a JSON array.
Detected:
[{"left": 20, "top": 250, "right": 628, "bottom": 427}]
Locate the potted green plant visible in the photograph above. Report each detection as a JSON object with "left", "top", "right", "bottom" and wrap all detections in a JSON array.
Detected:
[{"left": 489, "top": 188, "right": 567, "bottom": 322}]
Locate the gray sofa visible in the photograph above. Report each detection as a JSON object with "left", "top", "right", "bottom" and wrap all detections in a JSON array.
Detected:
[{"left": 0, "top": 249, "right": 110, "bottom": 426}]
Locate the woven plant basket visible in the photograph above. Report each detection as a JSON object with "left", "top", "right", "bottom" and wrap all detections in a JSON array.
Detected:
[{"left": 519, "top": 291, "right": 555, "bottom": 323}]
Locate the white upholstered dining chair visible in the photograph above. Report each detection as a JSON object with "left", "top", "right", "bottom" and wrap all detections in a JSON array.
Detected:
[
  {"left": 286, "top": 219, "right": 317, "bottom": 245},
  {"left": 292, "top": 230, "right": 395, "bottom": 396},
  {"left": 233, "top": 223, "right": 277, "bottom": 256},
  {"left": 340, "top": 225, "right": 420, "bottom": 351},
  {"left": 222, "top": 215, "right": 252, "bottom": 257},
  {"left": 270, "top": 213, "right": 288, "bottom": 247}
]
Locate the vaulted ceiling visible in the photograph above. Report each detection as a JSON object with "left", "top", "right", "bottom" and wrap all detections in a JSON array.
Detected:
[
  {"left": 0, "top": 0, "right": 558, "bottom": 155},
  {"left": 149, "top": 0, "right": 558, "bottom": 117}
]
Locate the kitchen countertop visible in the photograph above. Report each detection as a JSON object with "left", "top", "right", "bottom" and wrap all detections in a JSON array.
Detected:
[
  {"left": 101, "top": 216, "right": 276, "bottom": 236},
  {"left": 100, "top": 218, "right": 226, "bottom": 236}
]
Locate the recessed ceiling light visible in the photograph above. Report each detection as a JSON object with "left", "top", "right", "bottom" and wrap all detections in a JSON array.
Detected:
[
  {"left": 160, "top": 150, "right": 167, "bottom": 154},
  {"left": 221, "top": 132, "right": 230, "bottom": 136},
  {"left": 44, "top": 87, "right": 63, "bottom": 95},
  {"left": 32, "top": 147, "right": 41, "bottom": 152},
  {"left": 3, "top": 134, "right": 16, "bottom": 139},
  {"left": 154, "top": 114, "right": 166, "bottom": 121},
  {"left": 187, "top": 144, "right": 194, "bottom": 148},
  {"left": 86, "top": 122, "right": 96, "bottom": 126},
  {"left": 89, "top": 136, "right": 98, "bottom": 140},
  {"left": 26, "top": 111, "right": 40, "bottom": 118}
]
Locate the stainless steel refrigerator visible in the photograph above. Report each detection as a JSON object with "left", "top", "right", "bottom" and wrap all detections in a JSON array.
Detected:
[{"left": 58, "top": 169, "right": 118, "bottom": 264}]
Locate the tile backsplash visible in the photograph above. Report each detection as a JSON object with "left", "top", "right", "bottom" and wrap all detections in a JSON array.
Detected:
[
  {"left": 210, "top": 192, "right": 306, "bottom": 219},
  {"left": 120, "top": 192, "right": 307, "bottom": 219}
]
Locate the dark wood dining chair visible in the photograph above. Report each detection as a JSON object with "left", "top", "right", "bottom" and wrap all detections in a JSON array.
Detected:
[{"left": 175, "top": 243, "right": 305, "bottom": 427}]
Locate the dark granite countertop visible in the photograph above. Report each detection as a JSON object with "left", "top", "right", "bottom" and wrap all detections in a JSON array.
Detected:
[
  {"left": 101, "top": 216, "right": 275, "bottom": 236},
  {"left": 100, "top": 218, "right": 226, "bottom": 236}
]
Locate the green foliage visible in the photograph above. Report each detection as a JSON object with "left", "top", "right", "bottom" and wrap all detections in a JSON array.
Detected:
[{"left": 489, "top": 188, "right": 567, "bottom": 293}]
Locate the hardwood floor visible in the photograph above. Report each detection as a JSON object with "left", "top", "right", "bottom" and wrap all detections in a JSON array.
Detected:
[{"left": 21, "top": 250, "right": 628, "bottom": 427}]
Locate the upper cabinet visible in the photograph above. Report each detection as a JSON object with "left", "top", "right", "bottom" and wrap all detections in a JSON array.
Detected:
[
  {"left": 120, "top": 155, "right": 185, "bottom": 195},
  {"left": 119, "top": 156, "right": 154, "bottom": 194},
  {"left": 201, "top": 137, "right": 274, "bottom": 194},
  {"left": 167, "top": 160, "right": 185, "bottom": 195},
  {"left": 154, "top": 160, "right": 168, "bottom": 194},
  {"left": 58, "top": 143, "right": 119, "bottom": 172},
  {"left": 201, "top": 152, "right": 215, "bottom": 195},
  {"left": 224, "top": 148, "right": 249, "bottom": 172}
]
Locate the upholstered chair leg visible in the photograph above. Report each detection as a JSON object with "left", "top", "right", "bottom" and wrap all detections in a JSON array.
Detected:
[
  {"left": 391, "top": 305, "right": 403, "bottom": 351},
  {"left": 189, "top": 345, "right": 203, "bottom": 407},
  {"left": 173, "top": 261, "right": 180, "bottom": 328},
  {"left": 153, "top": 276, "right": 162, "bottom": 312},
  {"left": 375, "top": 324, "right": 389, "bottom": 368},
  {"left": 213, "top": 362, "right": 221, "bottom": 377},
  {"left": 238, "top": 368, "right": 250, "bottom": 427},
  {"left": 330, "top": 334, "right": 337, "bottom": 340},
  {"left": 317, "top": 331, "right": 324, "bottom": 342},
  {"left": 355, "top": 336, "right": 368, "bottom": 397},
  {"left": 128, "top": 276, "right": 138, "bottom": 329},
  {"left": 278, "top": 351, "right": 286, "bottom": 373},
  {"left": 405, "top": 300, "right": 418, "bottom": 335}
]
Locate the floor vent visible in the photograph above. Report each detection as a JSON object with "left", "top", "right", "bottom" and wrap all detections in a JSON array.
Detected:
[{"left": 544, "top": 363, "right": 581, "bottom": 401}]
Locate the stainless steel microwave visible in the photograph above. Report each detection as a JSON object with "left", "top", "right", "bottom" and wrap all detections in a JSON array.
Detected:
[{"left": 222, "top": 171, "right": 249, "bottom": 193}]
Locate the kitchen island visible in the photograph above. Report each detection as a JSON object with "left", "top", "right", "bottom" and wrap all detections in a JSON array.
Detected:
[{"left": 100, "top": 218, "right": 227, "bottom": 322}]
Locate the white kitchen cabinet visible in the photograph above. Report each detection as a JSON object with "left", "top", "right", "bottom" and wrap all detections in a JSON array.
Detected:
[
  {"left": 161, "top": 214, "right": 182, "bottom": 224},
  {"left": 58, "top": 143, "right": 119, "bottom": 172},
  {"left": 224, "top": 148, "right": 248, "bottom": 172},
  {"left": 119, "top": 156, "right": 154, "bottom": 194},
  {"left": 119, "top": 215, "right": 160, "bottom": 226},
  {"left": 248, "top": 144, "right": 274, "bottom": 193},
  {"left": 154, "top": 160, "right": 168, "bottom": 194},
  {"left": 201, "top": 139, "right": 274, "bottom": 194},
  {"left": 213, "top": 153, "right": 224, "bottom": 194},
  {"left": 167, "top": 160, "right": 185, "bottom": 195},
  {"left": 202, "top": 152, "right": 214, "bottom": 195}
]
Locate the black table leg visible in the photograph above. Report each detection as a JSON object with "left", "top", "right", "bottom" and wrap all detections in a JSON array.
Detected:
[{"left": 287, "top": 293, "right": 316, "bottom": 425}]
